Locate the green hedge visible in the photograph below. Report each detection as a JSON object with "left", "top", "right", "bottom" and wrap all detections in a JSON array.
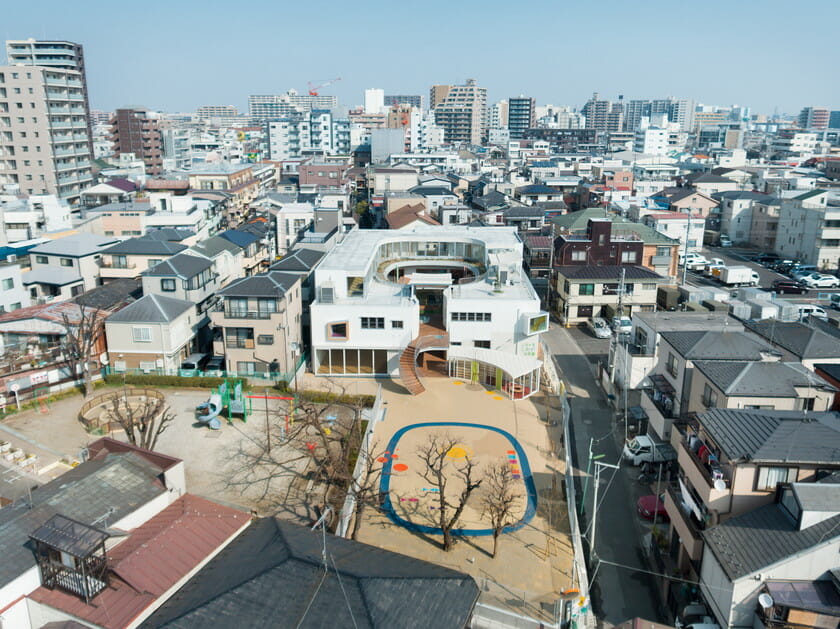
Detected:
[
  {"left": 103, "top": 374, "right": 247, "bottom": 389},
  {"left": 272, "top": 383, "right": 375, "bottom": 408}
]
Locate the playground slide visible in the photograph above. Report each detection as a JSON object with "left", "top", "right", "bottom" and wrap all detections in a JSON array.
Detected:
[{"left": 195, "top": 393, "right": 223, "bottom": 430}]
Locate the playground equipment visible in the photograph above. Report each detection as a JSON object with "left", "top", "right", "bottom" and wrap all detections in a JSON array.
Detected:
[
  {"left": 195, "top": 392, "right": 223, "bottom": 430},
  {"left": 195, "top": 380, "right": 253, "bottom": 428}
]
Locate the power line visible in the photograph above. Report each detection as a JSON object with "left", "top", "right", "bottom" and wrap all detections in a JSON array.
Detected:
[
  {"left": 330, "top": 552, "right": 359, "bottom": 629},
  {"left": 295, "top": 570, "right": 328, "bottom": 629}
]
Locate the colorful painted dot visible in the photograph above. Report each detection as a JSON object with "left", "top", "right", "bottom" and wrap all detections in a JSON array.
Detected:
[
  {"left": 506, "top": 450, "right": 515, "bottom": 455},
  {"left": 485, "top": 390, "right": 495, "bottom": 395},
  {"left": 390, "top": 454, "right": 399, "bottom": 459},
  {"left": 493, "top": 396, "right": 504, "bottom": 400},
  {"left": 393, "top": 463, "right": 408, "bottom": 472},
  {"left": 377, "top": 457, "right": 388, "bottom": 463}
]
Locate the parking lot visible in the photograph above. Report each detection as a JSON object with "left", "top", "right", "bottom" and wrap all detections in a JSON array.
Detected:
[{"left": 685, "top": 245, "right": 840, "bottom": 322}]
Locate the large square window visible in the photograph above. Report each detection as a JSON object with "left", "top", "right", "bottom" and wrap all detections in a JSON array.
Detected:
[
  {"left": 579, "top": 283, "right": 594, "bottom": 296},
  {"left": 328, "top": 321, "right": 348, "bottom": 340}
]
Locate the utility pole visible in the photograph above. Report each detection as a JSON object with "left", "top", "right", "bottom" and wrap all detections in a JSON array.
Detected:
[
  {"left": 590, "top": 459, "right": 619, "bottom": 558},
  {"left": 681, "top": 208, "right": 692, "bottom": 286}
]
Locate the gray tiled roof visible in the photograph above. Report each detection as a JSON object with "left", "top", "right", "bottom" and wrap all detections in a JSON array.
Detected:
[
  {"left": 270, "top": 248, "right": 324, "bottom": 273},
  {"left": 189, "top": 236, "right": 241, "bottom": 259},
  {"left": 141, "top": 517, "right": 479, "bottom": 629},
  {"left": 143, "top": 253, "right": 212, "bottom": 279},
  {"left": 555, "top": 265, "right": 666, "bottom": 280},
  {"left": 29, "top": 234, "right": 118, "bottom": 257},
  {"left": 702, "top": 500, "right": 840, "bottom": 580},
  {"left": 744, "top": 320, "right": 840, "bottom": 359},
  {"left": 693, "top": 360, "right": 836, "bottom": 397},
  {"left": 102, "top": 236, "right": 187, "bottom": 256},
  {"left": 792, "top": 482, "right": 840, "bottom": 512},
  {"left": 218, "top": 271, "right": 298, "bottom": 298},
  {"left": 106, "top": 294, "right": 193, "bottom": 324},
  {"left": 22, "top": 267, "right": 83, "bottom": 286},
  {"left": 661, "top": 330, "right": 771, "bottom": 360},
  {"left": 698, "top": 408, "right": 840, "bottom": 464},
  {"left": 0, "top": 452, "right": 165, "bottom": 590}
]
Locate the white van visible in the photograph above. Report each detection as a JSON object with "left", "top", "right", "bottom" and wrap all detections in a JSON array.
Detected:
[
  {"left": 796, "top": 304, "right": 828, "bottom": 321},
  {"left": 829, "top": 294, "right": 840, "bottom": 310},
  {"left": 588, "top": 317, "right": 612, "bottom": 339}
]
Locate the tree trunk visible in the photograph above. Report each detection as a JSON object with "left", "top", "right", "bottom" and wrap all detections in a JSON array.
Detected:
[
  {"left": 82, "top": 364, "right": 93, "bottom": 398},
  {"left": 492, "top": 530, "right": 501, "bottom": 558},
  {"left": 442, "top": 528, "right": 452, "bottom": 551},
  {"left": 351, "top": 502, "right": 365, "bottom": 540}
]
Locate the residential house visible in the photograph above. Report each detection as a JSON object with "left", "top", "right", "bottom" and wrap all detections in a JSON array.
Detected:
[
  {"left": 502, "top": 206, "right": 545, "bottom": 231},
  {"left": 438, "top": 204, "right": 474, "bottom": 226},
  {"left": 79, "top": 178, "right": 137, "bottom": 207},
  {"left": 188, "top": 235, "right": 245, "bottom": 288},
  {"left": 271, "top": 201, "right": 314, "bottom": 255},
  {"left": 0, "top": 262, "right": 31, "bottom": 313},
  {"left": 218, "top": 229, "right": 269, "bottom": 276},
  {"left": 662, "top": 408, "right": 840, "bottom": 622},
  {"left": 98, "top": 235, "right": 187, "bottom": 281},
  {"left": 141, "top": 253, "right": 220, "bottom": 317},
  {"left": 140, "top": 516, "right": 480, "bottom": 629},
  {"left": 748, "top": 196, "right": 783, "bottom": 251},
  {"left": 650, "top": 187, "right": 720, "bottom": 218},
  {"left": 554, "top": 265, "right": 668, "bottom": 325},
  {"left": 549, "top": 208, "right": 679, "bottom": 279},
  {"left": 25, "top": 233, "right": 119, "bottom": 302},
  {"left": 408, "top": 185, "right": 459, "bottom": 213},
  {"left": 367, "top": 164, "right": 419, "bottom": 197},
  {"left": 700, "top": 481, "right": 840, "bottom": 628},
  {"left": 211, "top": 271, "right": 303, "bottom": 378},
  {"left": 641, "top": 212, "right": 705, "bottom": 254},
  {"left": 687, "top": 172, "right": 741, "bottom": 196},
  {"left": 514, "top": 184, "right": 562, "bottom": 205},
  {"left": 105, "top": 294, "right": 201, "bottom": 372},
  {"left": 187, "top": 164, "right": 260, "bottom": 223},
  {"left": 522, "top": 233, "right": 553, "bottom": 298},
  {"left": 712, "top": 191, "right": 775, "bottom": 244},
  {"left": 743, "top": 319, "right": 840, "bottom": 370},
  {"left": 688, "top": 360, "right": 835, "bottom": 414},
  {"left": 0, "top": 437, "right": 188, "bottom": 627},
  {"left": 385, "top": 204, "right": 441, "bottom": 230}
]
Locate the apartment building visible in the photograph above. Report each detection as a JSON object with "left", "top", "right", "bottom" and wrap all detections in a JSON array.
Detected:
[
  {"left": 432, "top": 79, "right": 488, "bottom": 146},
  {"left": 195, "top": 104, "right": 239, "bottom": 120},
  {"left": 0, "top": 66, "right": 94, "bottom": 202},
  {"left": 581, "top": 92, "right": 623, "bottom": 133},
  {"left": 507, "top": 96, "right": 535, "bottom": 139},
  {"left": 248, "top": 90, "right": 338, "bottom": 121},
  {"left": 267, "top": 110, "right": 351, "bottom": 160},
  {"left": 385, "top": 94, "right": 422, "bottom": 109},
  {"left": 211, "top": 271, "right": 303, "bottom": 378},
  {"left": 5, "top": 39, "right": 93, "bottom": 151},
  {"left": 775, "top": 189, "right": 840, "bottom": 269},
  {"left": 108, "top": 107, "right": 163, "bottom": 175},
  {"left": 798, "top": 106, "right": 830, "bottom": 129},
  {"left": 712, "top": 191, "right": 775, "bottom": 244},
  {"left": 748, "top": 195, "right": 782, "bottom": 251},
  {"left": 770, "top": 130, "right": 818, "bottom": 159}
]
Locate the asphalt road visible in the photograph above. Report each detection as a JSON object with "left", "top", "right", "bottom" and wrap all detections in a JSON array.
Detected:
[{"left": 544, "top": 323, "right": 664, "bottom": 627}]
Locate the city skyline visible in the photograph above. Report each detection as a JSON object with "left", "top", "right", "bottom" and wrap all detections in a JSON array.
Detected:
[{"left": 4, "top": 0, "right": 839, "bottom": 115}]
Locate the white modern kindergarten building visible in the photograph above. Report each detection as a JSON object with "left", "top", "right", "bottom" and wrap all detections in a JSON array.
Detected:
[{"left": 310, "top": 226, "right": 548, "bottom": 399}]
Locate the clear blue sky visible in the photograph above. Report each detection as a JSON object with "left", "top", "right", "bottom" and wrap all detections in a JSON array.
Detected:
[{"left": 5, "top": 0, "right": 838, "bottom": 115}]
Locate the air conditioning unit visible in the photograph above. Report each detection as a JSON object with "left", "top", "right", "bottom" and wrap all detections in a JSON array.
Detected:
[{"left": 7, "top": 254, "right": 16, "bottom": 263}]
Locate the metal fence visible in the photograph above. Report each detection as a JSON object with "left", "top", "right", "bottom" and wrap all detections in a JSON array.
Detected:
[{"left": 101, "top": 352, "right": 307, "bottom": 385}]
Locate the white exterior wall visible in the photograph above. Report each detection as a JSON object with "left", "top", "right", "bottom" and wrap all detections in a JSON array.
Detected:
[
  {"left": 646, "top": 217, "right": 705, "bottom": 252},
  {"left": 0, "top": 264, "right": 31, "bottom": 312},
  {"left": 701, "top": 536, "right": 840, "bottom": 628},
  {"left": 721, "top": 198, "right": 754, "bottom": 242},
  {"left": 445, "top": 293, "right": 540, "bottom": 355},
  {"left": 0, "top": 568, "right": 41, "bottom": 628}
]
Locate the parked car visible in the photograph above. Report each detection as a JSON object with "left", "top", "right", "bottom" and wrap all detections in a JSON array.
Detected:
[
  {"left": 795, "top": 304, "right": 828, "bottom": 321},
  {"left": 680, "top": 252, "right": 709, "bottom": 271},
  {"left": 587, "top": 316, "right": 612, "bottom": 339},
  {"left": 798, "top": 273, "right": 840, "bottom": 289},
  {"left": 790, "top": 265, "right": 818, "bottom": 280},
  {"left": 774, "top": 260, "right": 800, "bottom": 273},
  {"left": 771, "top": 279, "right": 808, "bottom": 294},
  {"left": 622, "top": 435, "right": 677, "bottom": 466},
  {"left": 830, "top": 294, "right": 840, "bottom": 310},
  {"left": 179, "top": 353, "right": 209, "bottom": 377},
  {"left": 752, "top": 252, "right": 780, "bottom": 265},
  {"left": 718, "top": 235, "right": 732, "bottom": 247},
  {"left": 203, "top": 356, "right": 226, "bottom": 377},
  {"left": 636, "top": 493, "right": 668, "bottom": 521},
  {"left": 611, "top": 315, "right": 632, "bottom": 335}
]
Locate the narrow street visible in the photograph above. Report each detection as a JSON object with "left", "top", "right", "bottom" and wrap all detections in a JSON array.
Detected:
[{"left": 544, "top": 323, "right": 663, "bottom": 627}]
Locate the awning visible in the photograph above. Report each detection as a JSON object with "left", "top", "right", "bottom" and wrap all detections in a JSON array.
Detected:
[{"left": 448, "top": 346, "right": 542, "bottom": 379}]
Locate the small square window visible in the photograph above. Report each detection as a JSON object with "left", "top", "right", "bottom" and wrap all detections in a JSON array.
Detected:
[
  {"left": 60, "top": 258, "right": 73, "bottom": 267},
  {"left": 392, "top": 320, "right": 403, "bottom": 329},
  {"left": 161, "top": 278, "right": 176, "bottom": 292}
]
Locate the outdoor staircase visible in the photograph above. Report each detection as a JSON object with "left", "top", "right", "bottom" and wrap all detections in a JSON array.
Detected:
[
  {"left": 399, "top": 342, "right": 425, "bottom": 395},
  {"left": 399, "top": 333, "right": 450, "bottom": 396}
]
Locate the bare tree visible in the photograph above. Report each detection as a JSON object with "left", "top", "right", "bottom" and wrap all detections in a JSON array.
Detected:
[
  {"left": 481, "top": 460, "right": 523, "bottom": 558},
  {"left": 61, "top": 305, "right": 105, "bottom": 397},
  {"left": 349, "top": 439, "right": 385, "bottom": 540},
  {"left": 106, "top": 390, "right": 175, "bottom": 451},
  {"left": 417, "top": 433, "right": 482, "bottom": 551},
  {"left": 225, "top": 384, "right": 380, "bottom": 524}
]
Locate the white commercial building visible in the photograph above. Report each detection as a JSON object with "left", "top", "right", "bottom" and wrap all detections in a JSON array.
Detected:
[
  {"left": 268, "top": 111, "right": 351, "bottom": 160},
  {"left": 310, "top": 226, "right": 547, "bottom": 399},
  {"left": 364, "top": 88, "right": 385, "bottom": 114}
]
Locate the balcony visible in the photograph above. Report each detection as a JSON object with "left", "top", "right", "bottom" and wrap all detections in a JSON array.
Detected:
[
  {"left": 220, "top": 308, "right": 273, "bottom": 320},
  {"left": 640, "top": 376, "right": 677, "bottom": 440},
  {"left": 226, "top": 339, "right": 255, "bottom": 349},
  {"left": 663, "top": 484, "right": 704, "bottom": 562},
  {"left": 674, "top": 431, "right": 730, "bottom": 513}
]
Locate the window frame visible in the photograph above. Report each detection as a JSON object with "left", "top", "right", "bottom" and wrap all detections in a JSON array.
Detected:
[{"left": 132, "top": 326, "right": 152, "bottom": 343}]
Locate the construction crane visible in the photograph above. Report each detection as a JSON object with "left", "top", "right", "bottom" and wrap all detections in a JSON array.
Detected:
[{"left": 307, "top": 77, "right": 341, "bottom": 96}]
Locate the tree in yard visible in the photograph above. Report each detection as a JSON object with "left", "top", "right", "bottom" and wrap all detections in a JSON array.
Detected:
[
  {"left": 105, "top": 390, "right": 175, "bottom": 451},
  {"left": 480, "top": 460, "right": 523, "bottom": 558},
  {"left": 348, "top": 438, "right": 385, "bottom": 541},
  {"left": 61, "top": 305, "right": 105, "bottom": 397},
  {"left": 416, "top": 433, "right": 482, "bottom": 551},
  {"left": 225, "top": 382, "right": 383, "bottom": 526}
]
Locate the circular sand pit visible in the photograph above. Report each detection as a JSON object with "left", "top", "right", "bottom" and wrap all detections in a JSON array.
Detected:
[{"left": 78, "top": 388, "right": 165, "bottom": 433}]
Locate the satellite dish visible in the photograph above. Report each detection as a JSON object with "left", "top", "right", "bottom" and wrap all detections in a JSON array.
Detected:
[
  {"left": 99, "top": 352, "right": 109, "bottom": 365},
  {"left": 714, "top": 479, "right": 727, "bottom": 491},
  {"left": 759, "top": 593, "right": 774, "bottom": 609}
]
